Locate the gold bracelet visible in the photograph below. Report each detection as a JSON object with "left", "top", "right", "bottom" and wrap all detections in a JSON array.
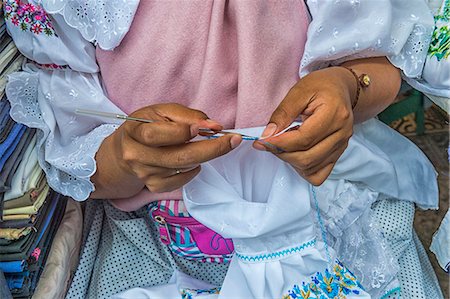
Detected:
[{"left": 340, "top": 66, "right": 371, "bottom": 110}]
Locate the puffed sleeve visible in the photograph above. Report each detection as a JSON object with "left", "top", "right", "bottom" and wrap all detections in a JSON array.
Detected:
[
  {"left": 301, "top": 0, "right": 435, "bottom": 79},
  {"left": 3, "top": 0, "right": 139, "bottom": 200}
]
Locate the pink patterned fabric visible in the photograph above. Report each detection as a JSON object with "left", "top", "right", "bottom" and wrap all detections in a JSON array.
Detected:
[
  {"left": 97, "top": 0, "right": 310, "bottom": 211},
  {"left": 150, "top": 200, "right": 234, "bottom": 262}
]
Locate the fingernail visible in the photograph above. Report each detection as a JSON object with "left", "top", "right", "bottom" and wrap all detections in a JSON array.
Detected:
[
  {"left": 261, "top": 123, "right": 277, "bottom": 139},
  {"left": 230, "top": 135, "right": 242, "bottom": 149},
  {"left": 190, "top": 124, "right": 199, "bottom": 137},
  {"left": 262, "top": 141, "right": 285, "bottom": 154}
]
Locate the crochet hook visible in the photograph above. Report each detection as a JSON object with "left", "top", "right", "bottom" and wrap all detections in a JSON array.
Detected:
[{"left": 75, "top": 108, "right": 260, "bottom": 140}]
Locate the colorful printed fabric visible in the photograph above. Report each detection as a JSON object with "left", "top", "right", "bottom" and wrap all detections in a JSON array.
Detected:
[
  {"left": 283, "top": 260, "right": 366, "bottom": 299},
  {"left": 148, "top": 200, "right": 233, "bottom": 263},
  {"left": 3, "top": 0, "right": 56, "bottom": 36}
]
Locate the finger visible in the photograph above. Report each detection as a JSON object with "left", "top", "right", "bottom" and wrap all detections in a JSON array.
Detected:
[
  {"left": 129, "top": 164, "right": 200, "bottom": 179},
  {"left": 145, "top": 166, "right": 201, "bottom": 193},
  {"left": 166, "top": 165, "right": 200, "bottom": 177},
  {"left": 274, "top": 132, "right": 348, "bottom": 171},
  {"left": 264, "top": 124, "right": 352, "bottom": 154},
  {"left": 126, "top": 134, "right": 242, "bottom": 169},
  {"left": 261, "top": 84, "right": 314, "bottom": 138},
  {"left": 290, "top": 97, "right": 352, "bottom": 151},
  {"left": 152, "top": 103, "right": 224, "bottom": 131},
  {"left": 127, "top": 121, "right": 197, "bottom": 147}
]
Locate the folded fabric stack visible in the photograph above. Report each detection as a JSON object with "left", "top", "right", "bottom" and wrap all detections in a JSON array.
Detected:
[{"left": 0, "top": 8, "right": 68, "bottom": 298}]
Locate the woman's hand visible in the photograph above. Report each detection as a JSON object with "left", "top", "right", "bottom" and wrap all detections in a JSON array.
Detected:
[
  {"left": 254, "top": 66, "right": 355, "bottom": 185},
  {"left": 254, "top": 57, "right": 401, "bottom": 186},
  {"left": 91, "top": 103, "right": 242, "bottom": 199}
]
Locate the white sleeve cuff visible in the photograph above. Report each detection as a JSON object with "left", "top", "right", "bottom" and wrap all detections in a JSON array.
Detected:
[{"left": 6, "top": 63, "right": 124, "bottom": 200}]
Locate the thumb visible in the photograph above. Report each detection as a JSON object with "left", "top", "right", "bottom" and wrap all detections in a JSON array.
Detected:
[{"left": 261, "top": 85, "right": 311, "bottom": 138}]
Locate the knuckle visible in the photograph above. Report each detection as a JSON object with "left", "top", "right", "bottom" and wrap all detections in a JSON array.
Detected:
[
  {"left": 337, "top": 105, "right": 352, "bottom": 122},
  {"left": 191, "top": 108, "right": 208, "bottom": 119},
  {"left": 174, "top": 149, "right": 195, "bottom": 166},
  {"left": 146, "top": 180, "right": 169, "bottom": 193},
  {"left": 298, "top": 134, "right": 314, "bottom": 149},
  {"left": 217, "top": 138, "right": 232, "bottom": 155},
  {"left": 272, "top": 105, "right": 290, "bottom": 123},
  {"left": 147, "top": 182, "right": 163, "bottom": 193},
  {"left": 298, "top": 158, "right": 313, "bottom": 170},
  {"left": 140, "top": 126, "right": 157, "bottom": 144},
  {"left": 121, "top": 147, "right": 138, "bottom": 163},
  {"left": 308, "top": 175, "right": 325, "bottom": 186}
]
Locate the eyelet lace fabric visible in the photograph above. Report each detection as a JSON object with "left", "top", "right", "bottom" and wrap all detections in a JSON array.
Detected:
[
  {"left": 301, "top": 0, "right": 435, "bottom": 78},
  {"left": 5, "top": 63, "right": 122, "bottom": 200},
  {"left": 314, "top": 182, "right": 400, "bottom": 298},
  {"left": 40, "top": 0, "right": 140, "bottom": 50}
]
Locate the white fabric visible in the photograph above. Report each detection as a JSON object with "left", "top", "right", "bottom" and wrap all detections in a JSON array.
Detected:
[
  {"left": 110, "top": 271, "right": 219, "bottom": 299},
  {"left": 331, "top": 119, "right": 438, "bottom": 210},
  {"left": 183, "top": 122, "right": 437, "bottom": 298},
  {"left": 41, "top": 0, "right": 140, "bottom": 50},
  {"left": 430, "top": 210, "right": 450, "bottom": 272},
  {"left": 4, "top": 134, "right": 37, "bottom": 200},
  {"left": 4, "top": 0, "right": 437, "bottom": 204},
  {"left": 301, "top": 0, "right": 435, "bottom": 78},
  {"left": 183, "top": 125, "right": 396, "bottom": 298}
]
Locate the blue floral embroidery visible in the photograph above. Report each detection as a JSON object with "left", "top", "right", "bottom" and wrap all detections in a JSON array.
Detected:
[
  {"left": 3, "top": 0, "right": 56, "bottom": 36},
  {"left": 283, "top": 260, "right": 365, "bottom": 299},
  {"left": 181, "top": 287, "right": 221, "bottom": 299}
]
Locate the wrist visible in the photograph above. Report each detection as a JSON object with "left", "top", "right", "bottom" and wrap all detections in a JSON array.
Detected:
[{"left": 334, "top": 66, "right": 371, "bottom": 110}]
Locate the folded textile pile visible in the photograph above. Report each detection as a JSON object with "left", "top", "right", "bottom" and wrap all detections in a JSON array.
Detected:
[{"left": 0, "top": 8, "right": 68, "bottom": 298}]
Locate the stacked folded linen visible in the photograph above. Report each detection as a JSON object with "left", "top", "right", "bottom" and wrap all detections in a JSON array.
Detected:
[{"left": 0, "top": 9, "right": 69, "bottom": 298}]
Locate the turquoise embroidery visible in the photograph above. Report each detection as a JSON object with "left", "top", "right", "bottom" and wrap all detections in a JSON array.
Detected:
[
  {"left": 380, "top": 287, "right": 401, "bottom": 299},
  {"left": 429, "top": 0, "right": 450, "bottom": 61},
  {"left": 3, "top": 0, "right": 56, "bottom": 36},
  {"left": 236, "top": 239, "right": 316, "bottom": 263},
  {"left": 282, "top": 260, "right": 365, "bottom": 299},
  {"left": 180, "top": 287, "right": 221, "bottom": 299}
]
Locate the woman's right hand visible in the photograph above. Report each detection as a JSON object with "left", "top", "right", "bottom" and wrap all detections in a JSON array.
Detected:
[{"left": 90, "top": 103, "right": 242, "bottom": 199}]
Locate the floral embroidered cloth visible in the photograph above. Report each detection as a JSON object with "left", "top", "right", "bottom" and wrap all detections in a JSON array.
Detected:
[{"left": 405, "top": 0, "right": 450, "bottom": 97}]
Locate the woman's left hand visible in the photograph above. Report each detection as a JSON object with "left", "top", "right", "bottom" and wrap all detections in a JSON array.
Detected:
[{"left": 253, "top": 66, "right": 357, "bottom": 185}]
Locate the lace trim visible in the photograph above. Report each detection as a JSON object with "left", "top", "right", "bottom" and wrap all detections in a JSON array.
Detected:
[
  {"left": 5, "top": 70, "right": 118, "bottom": 200},
  {"left": 314, "top": 183, "right": 400, "bottom": 298},
  {"left": 41, "top": 0, "right": 139, "bottom": 50}
]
